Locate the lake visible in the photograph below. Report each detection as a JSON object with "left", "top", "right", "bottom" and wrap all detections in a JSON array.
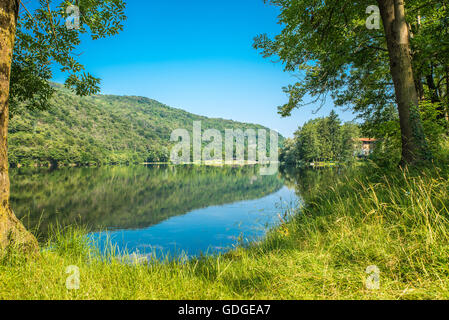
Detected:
[{"left": 10, "top": 165, "right": 307, "bottom": 259}]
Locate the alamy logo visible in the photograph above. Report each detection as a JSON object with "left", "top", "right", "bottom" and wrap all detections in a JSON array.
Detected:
[
  {"left": 65, "top": 265, "right": 80, "bottom": 290},
  {"left": 170, "top": 121, "right": 279, "bottom": 175},
  {"left": 65, "top": 5, "right": 80, "bottom": 30},
  {"left": 365, "top": 265, "right": 380, "bottom": 290},
  {"left": 366, "top": 5, "right": 381, "bottom": 30}
]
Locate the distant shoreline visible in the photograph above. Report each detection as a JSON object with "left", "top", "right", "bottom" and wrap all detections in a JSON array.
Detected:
[{"left": 11, "top": 160, "right": 281, "bottom": 169}]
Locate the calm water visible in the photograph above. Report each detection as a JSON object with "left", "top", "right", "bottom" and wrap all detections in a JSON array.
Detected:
[{"left": 11, "top": 165, "right": 303, "bottom": 258}]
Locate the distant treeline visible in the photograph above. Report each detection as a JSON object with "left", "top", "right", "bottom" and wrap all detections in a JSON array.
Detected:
[{"left": 280, "top": 111, "right": 361, "bottom": 165}]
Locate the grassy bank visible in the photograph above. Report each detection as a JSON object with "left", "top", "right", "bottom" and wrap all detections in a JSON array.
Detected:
[{"left": 1, "top": 160, "right": 449, "bottom": 299}]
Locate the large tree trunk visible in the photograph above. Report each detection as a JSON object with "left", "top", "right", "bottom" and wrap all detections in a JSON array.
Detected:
[
  {"left": 0, "top": 0, "right": 38, "bottom": 254},
  {"left": 377, "top": 0, "right": 430, "bottom": 165}
]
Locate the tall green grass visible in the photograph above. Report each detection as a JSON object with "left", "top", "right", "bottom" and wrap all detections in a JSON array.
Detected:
[{"left": 1, "top": 161, "right": 448, "bottom": 299}]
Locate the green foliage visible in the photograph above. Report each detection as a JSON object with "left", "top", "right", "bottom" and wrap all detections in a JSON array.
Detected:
[
  {"left": 10, "top": 0, "right": 127, "bottom": 113},
  {"left": 420, "top": 100, "right": 447, "bottom": 154},
  {"left": 254, "top": 0, "right": 391, "bottom": 118},
  {"left": 9, "top": 84, "right": 276, "bottom": 166},
  {"left": 340, "top": 122, "right": 362, "bottom": 161},
  {"left": 365, "top": 101, "right": 447, "bottom": 167},
  {"left": 254, "top": 0, "right": 449, "bottom": 164},
  {"left": 299, "top": 119, "right": 322, "bottom": 162},
  {"left": 280, "top": 111, "right": 361, "bottom": 164},
  {"left": 254, "top": 1, "right": 448, "bottom": 120},
  {"left": 278, "top": 138, "right": 297, "bottom": 165}
]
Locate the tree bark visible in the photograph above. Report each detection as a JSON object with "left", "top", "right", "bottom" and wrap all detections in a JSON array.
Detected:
[
  {"left": 0, "top": 0, "right": 38, "bottom": 254},
  {"left": 377, "top": 0, "right": 430, "bottom": 165}
]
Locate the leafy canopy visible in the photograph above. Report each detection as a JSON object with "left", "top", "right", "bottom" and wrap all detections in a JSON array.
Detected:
[
  {"left": 254, "top": 0, "right": 449, "bottom": 128},
  {"left": 10, "top": 0, "right": 126, "bottom": 114}
]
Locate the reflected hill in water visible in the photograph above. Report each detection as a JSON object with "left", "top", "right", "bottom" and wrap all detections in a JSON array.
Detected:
[{"left": 10, "top": 165, "right": 284, "bottom": 239}]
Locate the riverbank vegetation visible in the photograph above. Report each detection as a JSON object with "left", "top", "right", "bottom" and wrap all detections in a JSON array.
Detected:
[
  {"left": 280, "top": 102, "right": 446, "bottom": 167},
  {"left": 280, "top": 110, "right": 362, "bottom": 165},
  {"left": 1, "top": 141, "right": 448, "bottom": 299}
]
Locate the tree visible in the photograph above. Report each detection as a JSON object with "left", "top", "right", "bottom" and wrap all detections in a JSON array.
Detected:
[
  {"left": 377, "top": 0, "right": 428, "bottom": 164},
  {"left": 0, "top": 0, "right": 126, "bottom": 253},
  {"left": 325, "top": 110, "right": 341, "bottom": 160},
  {"left": 340, "top": 122, "right": 361, "bottom": 161},
  {"left": 254, "top": 0, "right": 447, "bottom": 165},
  {"left": 297, "top": 120, "right": 321, "bottom": 162},
  {"left": 288, "top": 112, "right": 359, "bottom": 163},
  {"left": 279, "top": 138, "right": 298, "bottom": 164}
]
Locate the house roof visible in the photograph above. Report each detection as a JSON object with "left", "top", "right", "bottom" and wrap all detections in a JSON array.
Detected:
[{"left": 359, "top": 138, "right": 377, "bottom": 142}]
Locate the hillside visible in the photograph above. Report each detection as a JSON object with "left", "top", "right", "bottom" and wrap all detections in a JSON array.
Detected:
[{"left": 8, "top": 84, "right": 279, "bottom": 166}]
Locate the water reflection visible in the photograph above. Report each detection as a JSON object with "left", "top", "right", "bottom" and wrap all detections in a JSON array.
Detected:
[
  {"left": 10, "top": 165, "right": 351, "bottom": 258},
  {"left": 11, "top": 165, "right": 300, "bottom": 257},
  {"left": 93, "top": 186, "right": 297, "bottom": 259}
]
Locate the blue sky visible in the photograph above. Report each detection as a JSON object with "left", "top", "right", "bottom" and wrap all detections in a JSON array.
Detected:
[{"left": 53, "top": 0, "right": 356, "bottom": 137}]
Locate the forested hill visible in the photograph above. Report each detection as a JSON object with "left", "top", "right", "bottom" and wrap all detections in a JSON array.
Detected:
[{"left": 8, "top": 84, "right": 279, "bottom": 166}]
